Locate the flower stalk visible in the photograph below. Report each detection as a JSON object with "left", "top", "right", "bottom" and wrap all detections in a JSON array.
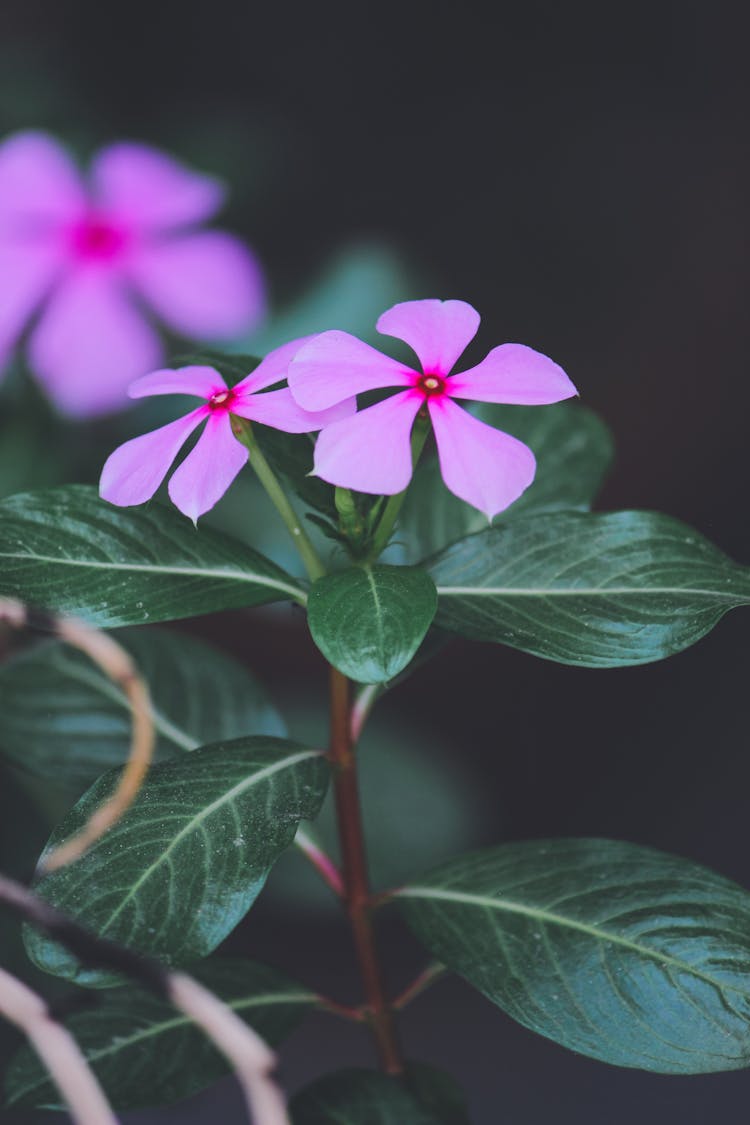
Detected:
[{"left": 231, "top": 417, "right": 327, "bottom": 583}]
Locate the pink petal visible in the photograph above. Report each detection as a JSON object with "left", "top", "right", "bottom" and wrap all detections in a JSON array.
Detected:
[
  {"left": 0, "top": 132, "right": 86, "bottom": 232},
  {"left": 376, "top": 299, "right": 480, "bottom": 375},
  {"left": 90, "top": 143, "right": 224, "bottom": 232},
  {"left": 127, "top": 232, "right": 265, "bottom": 339},
  {"left": 0, "top": 240, "right": 64, "bottom": 371},
  {"left": 429, "top": 396, "right": 536, "bottom": 520},
  {"left": 99, "top": 407, "right": 207, "bottom": 508},
  {"left": 288, "top": 331, "right": 413, "bottom": 411},
  {"left": 233, "top": 386, "right": 355, "bottom": 432},
  {"left": 447, "top": 343, "right": 577, "bottom": 405},
  {"left": 129, "top": 365, "right": 226, "bottom": 400},
  {"left": 234, "top": 336, "right": 317, "bottom": 394},
  {"left": 313, "top": 390, "right": 423, "bottom": 495},
  {"left": 167, "top": 411, "right": 248, "bottom": 522},
  {"left": 28, "top": 268, "right": 163, "bottom": 417}
]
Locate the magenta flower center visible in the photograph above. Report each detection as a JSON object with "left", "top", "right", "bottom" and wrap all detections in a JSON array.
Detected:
[
  {"left": 416, "top": 372, "right": 447, "bottom": 398},
  {"left": 207, "top": 388, "right": 237, "bottom": 412},
  {"left": 70, "top": 214, "right": 129, "bottom": 262}
]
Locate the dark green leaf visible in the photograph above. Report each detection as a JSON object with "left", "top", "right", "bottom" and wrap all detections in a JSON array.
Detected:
[
  {"left": 0, "top": 627, "right": 285, "bottom": 788},
  {"left": 399, "top": 401, "right": 613, "bottom": 561},
  {"left": 291, "top": 1068, "right": 441, "bottom": 1124},
  {"left": 400, "top": 839, "right": 750, "bottom": 1073},
  {"left": 307, "top": 565, "right": 438, "bottom": 683},
  {"left": 348, "top": 627, "right": 452, "bottom": 733},
  {"left": 428, "top": 510, "right": 750, "bottom": 666},
  {"left": 25, "top": 737, "right": 328, "bottom": 985},
  {"left": 0, "top": 485, "right": 305, "bottom": 626},
  {"left": 6, "top": 958, "right": 315, "bottom": 1110}
]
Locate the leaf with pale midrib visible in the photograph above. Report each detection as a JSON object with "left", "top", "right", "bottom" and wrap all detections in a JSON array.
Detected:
[
  {"left": 25, "top": 737, "right": 328, "bottom": 985},
  {"left": 307, "top": 565, "right": 437, "bottom": 683},
  {"left": 428, "top": 510, "right": 750, "bottom": 666},
  {"left": 0, "top": 627, "right": 285, "bottom": 788},
  {"left": 0, "top": 484, "right": 305, "bottom": 626},
  {"left": 6, "top": 958, "right": 315, "bottom": 1110},
  {"left": 399, "top": 839, "right": 750, "bottom": 1073}
]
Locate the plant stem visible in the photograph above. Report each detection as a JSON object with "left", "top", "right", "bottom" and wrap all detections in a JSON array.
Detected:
[
  {"left": 327, "top": 667, "right": 404, "bottom": 1075},
  {"left": 231, "top": 418, "right": 326, "bottom": 582},
  {"left": 392, "top": 962, "right": 446, "bottom": 1011},
  {"left": 368, "top": 416, "right": 430, "bottom": 560}
]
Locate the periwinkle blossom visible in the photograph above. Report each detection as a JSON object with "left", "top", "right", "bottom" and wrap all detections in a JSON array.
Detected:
[
  {"left": 0, "top": 131, "right": 265, "bottom": 417},
  {"left": 100, "top": 340, "right": 351, "bottom": 523},
  {"left": 288, "top": 299, "right": 578, "bottom": 519}
]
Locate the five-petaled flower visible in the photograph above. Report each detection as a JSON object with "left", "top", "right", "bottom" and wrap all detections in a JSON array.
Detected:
[
  {"left": 99, "top": 340, "right": 351, "bottom": 523},
  {"left": 288, "top": 299, "right": 578, "bottom": 519},
  {"left": 0, "top": 131, "right": 265, "bottom": 417}
]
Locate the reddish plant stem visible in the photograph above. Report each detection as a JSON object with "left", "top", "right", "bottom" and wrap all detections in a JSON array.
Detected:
[
  {"left": 392, "top": 962, "right": 446, "bottom": 1011},
  {"left": 294, "top": 828, "right": 344, "bottom": 899},
  {"left": 315, "top": 995, "right": 366, "bottom": 1022},
  {"left": 327, "top": 667, "right": 404, "bottom": 1075}
]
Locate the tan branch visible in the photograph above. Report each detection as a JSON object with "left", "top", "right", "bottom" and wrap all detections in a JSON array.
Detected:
[
  {"left": 0, "top": 873, "right": 290, "bottom": 1125},
  {"left": 170, "top": 974, "right": 290, "bottom": 1125},
  {"left": 0, "top": 598, "right": 155, "bottom": 871},
  {"left": 0, "top": 967, "right": 117, "bottom": 1125}
]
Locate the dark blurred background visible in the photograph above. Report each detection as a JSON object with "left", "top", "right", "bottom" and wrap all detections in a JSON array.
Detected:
[{"left": 1, "top": 1, "right": 750, "bottom": 1122}]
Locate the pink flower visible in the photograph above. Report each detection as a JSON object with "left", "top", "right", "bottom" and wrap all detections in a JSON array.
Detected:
[
  {"left": 288, "top": 299, "right": 578, "bottom": 519},
  {"left": 99, "top": 339, "right": 351, "bottom": 523},
  {"left": 0, "top": 131, "right": 265, "bottom": 417}
]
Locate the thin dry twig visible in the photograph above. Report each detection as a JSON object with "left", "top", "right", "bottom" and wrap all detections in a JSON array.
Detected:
[
  {"left": 170, "top": 974, "right": 290, "bottom": 1125},
  {"left": 0, "top": 873, "right": 291, "bottom": 1125},
  {"left": 0, "top": 598, "right": 155, "bottom": 870},
  {"left": 0, "top": 966, "right": 118, "bottom": 1125}
]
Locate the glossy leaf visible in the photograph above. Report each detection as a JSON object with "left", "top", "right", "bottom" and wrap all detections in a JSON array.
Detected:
[
  {"left": 0, "top": 627, "right": 285, "bottom": 788},
  {"left": 290, "top": 1068, "right": 442, "bottom": 1124},
  {"left": 25, "top": 737, "right": 328, "bottom": 985},
  {"left": 400, "top": 838, "right": 750, "bottom": 1073},
  {"left": 0, "top": 485, "right": 305, "bottom": 626},
  {"left": 6, "top": 958, "right": 315, "bottom": 1110},
  {"left": 399, "top": 401, "right": 613, "bottom": 561},
  {"left": 307, "top": 564, "right": 438, "bottom": 683},
  {"left": 429, "top": 510, "right": 750, "bottom": 666}
]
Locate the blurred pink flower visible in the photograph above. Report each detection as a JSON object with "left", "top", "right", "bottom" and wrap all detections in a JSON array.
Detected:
[
  {"left": 0, "top": 131, "right": 265, "bottom": 417},
  {"left": 288, "top": 299, "right": 578, "bottom": 519},
  {"left": 100, "top": 339, "right": 352, "bottom": 523}
]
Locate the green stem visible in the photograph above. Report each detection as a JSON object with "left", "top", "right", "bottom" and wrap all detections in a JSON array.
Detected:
[
  {"left": 231, "top": 418, "right": 326, "bottom": 582},
  {"left": 368, "top": 416, "right": 430, "bottom": 561}
]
